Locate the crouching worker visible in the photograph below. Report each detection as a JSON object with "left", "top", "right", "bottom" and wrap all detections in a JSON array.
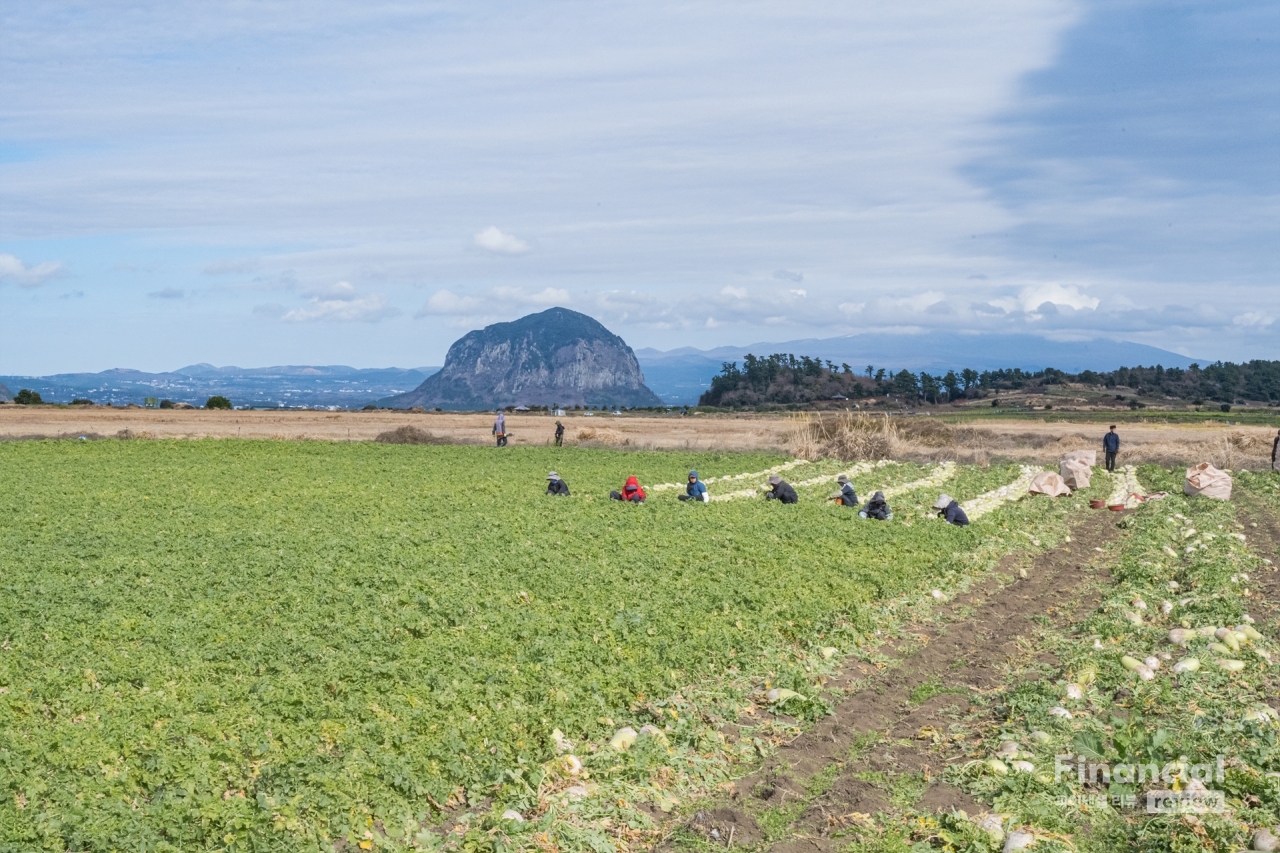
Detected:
[
  {"left": 934, "top": 494, "right": 969, "bottom": 526},
  {"left": 859, "top": 490, "right": 892, "bottom": 520},
  {"left": 765, "top": 475, "right": 798, "bottom": 504},
  {"left": 677, "top": 470, "right": 709, "bottom": 502},
  {"left": 546, "top": 471, "right": 570, "bottom": 496},
  {"left": 610, "top": 476, "right": 646, "bottom": 503},
  {"left": 827, "top": 474, "right": 859, "bottom": 507}
]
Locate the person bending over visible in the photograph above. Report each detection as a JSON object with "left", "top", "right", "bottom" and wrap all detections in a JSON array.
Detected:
[
  {"left": 827, "top": 473, "right": 859, "bottom": 507},
  {"left": 765, "top": 475, "right": 798, "bottom": 504},
  {"left": 678, "top": 470, "right": 709, "bottom": 502},
  {"left": 859, "top": 491, "right": 892, "bottom": 520},
  {"left": 610, "top": 476, "right": 646, "bottom": 503},
  {"left": 933, "top": 494, "right": 970, "bottom": 526},
  {"left": 546, "top": 471, "right": 570, "bottom": 496}
]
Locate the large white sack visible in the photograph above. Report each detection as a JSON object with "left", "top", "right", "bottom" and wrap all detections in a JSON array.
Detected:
[
  {"left": 1061, "top": 458, "right": 1092, "bottom": 490},
  {"left": 1029, "top": 471, "right": 1072, "bottom": 497},
  {"left": 1062, "top": 449, "right": 1098, "bottom": 467},
  {"left": 1184, "top": 463, "right": 1232, "bottom": 500}
]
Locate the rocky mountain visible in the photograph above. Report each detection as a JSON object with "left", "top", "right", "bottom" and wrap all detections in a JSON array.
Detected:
[{"left": 382, "top": 308, "right": 662, "bottom": 410}]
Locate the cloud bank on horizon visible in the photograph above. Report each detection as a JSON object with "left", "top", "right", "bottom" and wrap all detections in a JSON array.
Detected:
[{"left": 0, "top": 0, "right": 1276, "bottom": 373}]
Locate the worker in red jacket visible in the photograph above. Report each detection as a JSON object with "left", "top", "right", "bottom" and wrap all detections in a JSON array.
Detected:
[{"left": 610, "top": 476, "right": 646, "bottom": 503}]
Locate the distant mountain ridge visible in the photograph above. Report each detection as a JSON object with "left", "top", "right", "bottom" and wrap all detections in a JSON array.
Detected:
[
  {"left": 382, "top": 307, "right": 662, "bottom": 410},
  {"left": 0, "top": 365, "right": 438, "bottom": 409}
]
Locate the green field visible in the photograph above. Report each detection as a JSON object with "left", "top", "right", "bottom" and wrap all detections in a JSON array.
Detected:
[{"left": 0, "top": 441, "right": 1086, "bottom": 852}]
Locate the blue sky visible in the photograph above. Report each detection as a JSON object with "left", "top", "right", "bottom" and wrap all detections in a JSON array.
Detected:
[{"left": 1, "top": 0, "right": 1275, "bottom": 373}]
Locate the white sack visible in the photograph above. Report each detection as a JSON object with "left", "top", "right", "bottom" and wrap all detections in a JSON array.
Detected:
[
  {"left": 1029, "top": 471, "right": 1072, "bottom": 497},
  {"left": 1062, "top": 449, "right": 1098, "bottom": 467},
  {"left": 1060, "top": 458, "right": 1092, "bottom": 490},
  {"left": 1184, "top": 463, "right": 1232, "bottom": 500}
]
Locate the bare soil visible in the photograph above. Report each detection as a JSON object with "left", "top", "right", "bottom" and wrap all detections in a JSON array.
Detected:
[
  {"left": 667, "top": 508, "right": 1123, "bottom": 851},
  {"left": 1, "top": 406, "right": 1275, "bottom": 467}
]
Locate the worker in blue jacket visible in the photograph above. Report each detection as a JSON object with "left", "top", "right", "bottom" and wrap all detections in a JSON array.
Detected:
[
  {"left": 1103, "top": 425, "right": 1120, "bottom": 472},
  {"left": 933, "top": 494, "right": 970, "bottom": 526},
  {"left": 677, "top": 470, "right": 709, "bottom": 502},
  {"left": 827, "top": 474, "right": 859, "bottom": 507}
]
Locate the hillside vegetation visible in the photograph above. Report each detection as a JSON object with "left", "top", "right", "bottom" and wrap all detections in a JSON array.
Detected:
[{"left": 699, "top": 354, "right": 1280, "bottom": 409}]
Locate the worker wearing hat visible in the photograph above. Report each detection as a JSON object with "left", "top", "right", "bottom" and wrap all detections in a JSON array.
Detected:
[
  {"left": 933, "top": 494, "right": 969, "bottom": 526},
  {"left": 677, "top": 470, "right": 709, "bottom": 502},
  {"left": 545, "top": 471, "right": 570, "bottom": 496},
  {"left": 765, "top": 474, "right": 798, "bottom": 504},
  {"left": 827, "top": 474, "right": 859, "bottom": 508}
]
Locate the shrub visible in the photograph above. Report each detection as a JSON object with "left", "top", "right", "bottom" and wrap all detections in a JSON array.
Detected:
[
  {"left": 373, "top": 426, "right": 449, "bottom": 445},
  {"left": 1220, "top": 403, "right": 1232, "bottom": 413},
  {"left": 70, "top": 398, "right": 94, "bottom": 406},
  {"left": 159, "top": 399, "right": 175, "bottom": 409},
  {"left": 14, "top": 389, "right": 43, "bottom": 405},
  {"left": 205, "top": 395, "right": 232, "bottom": 410}
]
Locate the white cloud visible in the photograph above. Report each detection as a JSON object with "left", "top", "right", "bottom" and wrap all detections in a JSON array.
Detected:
[
  {"left": 474, "top": 226, "right": 530, "bottom": 255},
  {"left": 773, "top": 269, "right": 804, "bottom": 283},
  {"left": 1233, "top": 312, "right": 1273, "bottom": 328},
  {"left": 0, "top": 254, "right": 64, "bottom": 287},
  {"left": 148, "top": 287, "right": 185, "bottom": 299},
  {"left": 987, "top": 283, "right": 1099, "bottom": 315},
  {"left": 417, "top": 289, "right": 483, "bottom": 316},
  {"left": 838, "top": 301, "right": 865, "bottom": 315},
  {"left": 257, "top": 280, "right": 397, "bottom": 322},
  {"left": 720, "top": 285, "right": 748, "bottom": 299},
  {"left": 789, "top": 288, "right": 807, "bottom": 298},
  {"left": 492, "top": 286, "right": 569, "bottom": 306},
  {"left": 891, "top": 290, "right": 947, "bottom": 312},
  {"left": 415, "top": 286, "right": 567, "bottom": 319},
  {"left": 705, "top": 316, "right": 720, "bottom": 328}
]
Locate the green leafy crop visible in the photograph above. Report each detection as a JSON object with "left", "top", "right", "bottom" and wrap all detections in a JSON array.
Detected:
[{"left": 0, "top": 441, "right": 1064, "bottom": 851}]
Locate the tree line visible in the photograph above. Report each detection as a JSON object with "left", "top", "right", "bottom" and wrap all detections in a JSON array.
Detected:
[{"left": 698, "top": 354, "right": 1280, "bottom": 408}]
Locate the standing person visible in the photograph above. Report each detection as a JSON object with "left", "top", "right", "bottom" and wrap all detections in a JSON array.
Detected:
[
  {"left": 554, "top": 420, "right": 565, "bottom": 447},
  {"left": 764, "top": 475, "right": 798, "bottom": 504},
  {"left": 933, "top": 494, "right": 970, "bottom": 527},
  {"left": 1103, "top": 425, "right": 1120, "bottom": 472},
  {"left": 677, "top": 470, "right": 709, "bottom": 502},
  {"left": 1272, "top": 429, "right": 1279, "bottom": 473},
  {"left": 859, "top": 491, "right": 892, "bottom": 520},
  {"left": 493, "top": 411, "right": 507, "bottom": 447},
  {"left": 827, "top": 474, "right": 859, "bottom": 507},
  {"left": 546, "top": 471, "right": 570, "bottom": 496},
  {"left": 610, "top": 476, "right": 646, "bottom": 503}
]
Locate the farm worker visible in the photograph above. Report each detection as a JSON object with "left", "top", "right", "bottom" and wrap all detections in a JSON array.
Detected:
[
  {"left": 1272, "top": 429, "right": 1279, "bottom": 472},
  {"left": 554, "top": 420, "right": 565, "bottom": 447},
  {"left": 678, "top": 471, "right": 709, "bottom": 502},
  {"left": 1103, "top": 425, "right": 1120, "bottom": 472},
  {"left": 493, "top": 411, "right": 507, "bottom": 447},
  {"left": 764, "top": 475, "right": 798, "bottom": 504},
  {"left": 546, "top": 471, "right": 570, "bottom": 496},
  {"left": 610, "top": 476, "right": 646, "bottom": 503},
  {"left": 827, "top": 474, "right": 859, "bottom": 507},
  {"left": 859, "top": 491, "right": 893, "bottom": 520},
  {"left": 933, "top": 494, "right": 970, "bottom": 527}
]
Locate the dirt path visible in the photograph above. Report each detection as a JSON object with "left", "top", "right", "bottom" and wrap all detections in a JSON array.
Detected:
[
  {"left": 669, "top": 508, "right": 1124, "bottom": 851},
  {"left": 1236, "top": 491, "right": 1280, "bottom": 623}
]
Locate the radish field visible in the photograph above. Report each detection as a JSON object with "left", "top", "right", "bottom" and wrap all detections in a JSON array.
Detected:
[{"left": 0, "top": 440, "right": 1088, "bottom": 852}]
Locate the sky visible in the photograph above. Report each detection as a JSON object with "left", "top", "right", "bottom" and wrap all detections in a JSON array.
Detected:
[{"left": 1, "top": 0, "right": 1276, "bottom": 374}]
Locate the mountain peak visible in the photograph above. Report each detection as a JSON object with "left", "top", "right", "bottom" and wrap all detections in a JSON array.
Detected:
[{"left": 383, "top": 308, "right": 662, "bottom": 409}]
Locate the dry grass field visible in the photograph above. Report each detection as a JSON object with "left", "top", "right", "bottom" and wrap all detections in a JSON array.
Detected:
[{"left": 2, "top": 404, "right": 1277, "bottom": 469}]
